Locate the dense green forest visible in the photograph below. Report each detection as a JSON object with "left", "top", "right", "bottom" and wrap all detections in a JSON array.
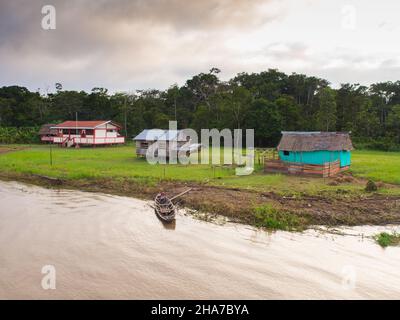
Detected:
[{"left": 1, "top": 68, "right": 400, "bottom": 149}]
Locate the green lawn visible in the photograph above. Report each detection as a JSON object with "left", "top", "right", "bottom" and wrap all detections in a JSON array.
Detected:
[
  {"left": 0, "top": 145, "right": 399, "bottom": 195},
  {"left": 0, "top": 145, "right": 238, "bottom": 181},
  {"left": 350, "top": 150, "right": 400, "bottom": 185}
]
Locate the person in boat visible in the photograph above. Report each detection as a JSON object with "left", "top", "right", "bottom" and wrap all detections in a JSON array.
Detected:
[{"left": 157, "top": 192, "right": 168, "bottom": 204}]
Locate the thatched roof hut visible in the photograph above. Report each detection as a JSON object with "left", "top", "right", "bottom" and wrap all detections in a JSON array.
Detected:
[
  {"left": 276, "top": 131, "right": 353, "bottom": 169},
  {"left": 38, "top": 124, "right": 58, "bottom": 136},
  {"left": 38, "top": 123, "right": 58, "bottom": 143},
  {"left": 277, "top": 131, "right": 354, "bottom": 152}
]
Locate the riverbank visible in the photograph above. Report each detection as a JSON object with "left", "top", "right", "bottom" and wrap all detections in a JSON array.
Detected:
[
  {"left": 1, "top": 145, "right": 400, "bottom": 229},
  {"left": 1, "top": 170, "right": 400, "bottom": 229}
]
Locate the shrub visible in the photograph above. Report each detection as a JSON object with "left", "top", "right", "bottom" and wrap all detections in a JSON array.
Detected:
[
  {"left": 365, "top": 180, "right": 378, "bottom": 192},
  {"left": 0, "top": 127, "right": 40, "bottom": 144},
  {"left": 374, "top": 232, "right": 400, "bottom": 248},
  {"left": 253, "top": 204, "right": 307, "bottom": 231}
]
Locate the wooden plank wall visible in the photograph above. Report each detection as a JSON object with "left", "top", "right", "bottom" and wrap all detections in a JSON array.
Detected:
[{"left": 264, "top": 159, "right": 344, "bottom": 177}]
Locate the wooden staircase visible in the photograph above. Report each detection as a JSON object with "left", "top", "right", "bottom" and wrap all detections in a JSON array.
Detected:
[
  {"left": 61, "top": 137, "right": 75, "bottom": 148},
  {"left": 66, "top": 139, "right": 75, "bottom": 148}
]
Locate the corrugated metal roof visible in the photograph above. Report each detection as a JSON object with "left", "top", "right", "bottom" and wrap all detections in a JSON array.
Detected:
[
  {"left": 133, "top": 129, "right": 188, "bottom": 142},
  {"left": 133, "top": 129, "right": 166, "bottom": 141},
  {"left": 277, "top": 132, "right": 354, "bottom": 151},
  {"left": 52, "top": 120, "right": 120, "bottom": 129}
]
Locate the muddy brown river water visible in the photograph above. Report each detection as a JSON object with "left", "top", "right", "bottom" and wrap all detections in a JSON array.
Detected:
[{"left": 0, "top": 180, "right": 399, "bottom": 299}]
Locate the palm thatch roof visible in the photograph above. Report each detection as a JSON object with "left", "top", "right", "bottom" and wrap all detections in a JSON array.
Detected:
[
  {"left": 38, "top": 124, "right": 58, "bottom": 136},
  {"left": 277, "top": 132, "right": 354, "bottom": 152}
]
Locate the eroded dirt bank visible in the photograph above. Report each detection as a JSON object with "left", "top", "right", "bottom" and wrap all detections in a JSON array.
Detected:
[{"left": 1, "top": 172, "right": 400, "bottom": 228}]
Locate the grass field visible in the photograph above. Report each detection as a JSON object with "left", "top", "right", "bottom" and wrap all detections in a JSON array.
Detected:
[
  {"left": 349, "top": 150, "right": 400, "bottom": 185},
  {"left": 0, "top": 144, "right": 399, "bottom": 195}
]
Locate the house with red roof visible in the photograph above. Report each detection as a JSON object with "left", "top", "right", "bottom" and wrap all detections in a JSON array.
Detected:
[{"left": 50, "top": 120, "right": 125, "bottom": 147}]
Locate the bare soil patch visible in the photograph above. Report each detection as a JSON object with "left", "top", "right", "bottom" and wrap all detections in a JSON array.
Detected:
[{"left": 0, "top": 146, "right": 24, "bottom": 154}]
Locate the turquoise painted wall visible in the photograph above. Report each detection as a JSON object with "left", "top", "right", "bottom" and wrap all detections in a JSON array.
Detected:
[
  {"left": 279, "top": 150, "right": 351, "bottom": 167},
  {"left": 339, "top": 150, "right": 351, "bottom": 167}
]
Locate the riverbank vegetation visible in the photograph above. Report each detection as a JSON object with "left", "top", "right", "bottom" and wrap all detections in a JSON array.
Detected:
[
  {"left": 374, "top": 232, "right": 400, "bottom": 248},
  {"left": 253, "top": 204, "right": 308, "bottom": 231},
  {"left": 0, "top": 145, "right": 400, "bottom": 229}
]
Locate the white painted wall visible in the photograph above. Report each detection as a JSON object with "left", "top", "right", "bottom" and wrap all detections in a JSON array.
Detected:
[{"left": 95, "top": 129, "right": 106, "bottom": 138}]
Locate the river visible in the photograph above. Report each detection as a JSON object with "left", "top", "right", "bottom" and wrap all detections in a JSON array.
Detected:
[{"left": 0, "top": 180, "right": 399, "bottom": 299}]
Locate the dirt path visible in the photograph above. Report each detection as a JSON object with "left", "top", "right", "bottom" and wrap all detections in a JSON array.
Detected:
[{"left": 0, "top": 146, "right": 25, "bottom": 154}]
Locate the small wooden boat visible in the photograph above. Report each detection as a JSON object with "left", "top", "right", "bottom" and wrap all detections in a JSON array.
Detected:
[
  {"left": 154, "top": 193, "right": 176, "bottom": 223},
  {"left": 152, "top": 189, "right": 192, "bottom": 223}
]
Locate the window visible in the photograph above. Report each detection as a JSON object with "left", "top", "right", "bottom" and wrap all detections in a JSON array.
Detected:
[{"left": 283, "top": 150, "right": 290, "bottom": 156}]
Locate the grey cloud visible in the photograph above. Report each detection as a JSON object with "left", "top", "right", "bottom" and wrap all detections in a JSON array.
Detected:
[
  {"left": 85, "top": 0, "right": 271, "bottom": 30},
  {"left": 0, "top": 0, "right": 272, "bottom": 49},
  {"left": 0, "top": 0, "right": 277, "bottom": 91}
]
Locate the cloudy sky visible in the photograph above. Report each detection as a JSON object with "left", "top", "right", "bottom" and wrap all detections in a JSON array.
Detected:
[{"left": 1, "top": 0, "right": 400, "bottom": 92}]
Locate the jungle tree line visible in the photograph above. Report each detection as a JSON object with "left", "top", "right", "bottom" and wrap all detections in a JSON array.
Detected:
[{"left": 1, "top": 68, "right": 400, "bottom": 149}]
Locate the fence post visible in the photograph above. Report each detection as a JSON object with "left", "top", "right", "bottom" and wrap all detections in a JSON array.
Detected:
[{"left": 49, "top": 144, "right": 53, "bottom": 166}]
